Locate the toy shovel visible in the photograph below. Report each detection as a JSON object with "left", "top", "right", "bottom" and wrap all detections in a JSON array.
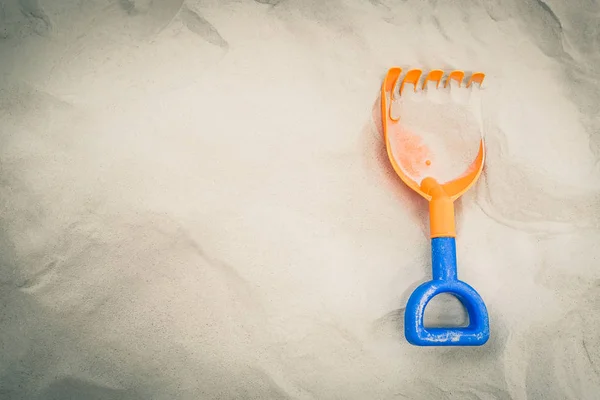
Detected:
[{"left": 380, "top": 67, "right": 490, "bottom": 346}]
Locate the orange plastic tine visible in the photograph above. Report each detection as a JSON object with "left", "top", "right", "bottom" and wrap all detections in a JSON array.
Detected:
[
  {"left": 381, "top": 67, "right": 402, "bottom": 124},
  {"left": 383, "top": 67, "right": 402, "bottom": 101},
  {"left": 444, "top": 70, "right": 465, "bottom": 88},
  {"left": 422, "top": 69, "right": 444, "bottom": 90},
  {"left": 466, "top": 72, "right": 485, "bottom": 88},
  {"left": 380, "top": 67, "right": 424, "bottom": 197},
  {"left": 400, "top": 69, "right": 422, "bottom": 95}
]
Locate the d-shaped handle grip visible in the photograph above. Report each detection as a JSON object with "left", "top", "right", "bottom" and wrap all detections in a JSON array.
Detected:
[{"left": 404, "top": 237, "right": 490, "bottom": 346}]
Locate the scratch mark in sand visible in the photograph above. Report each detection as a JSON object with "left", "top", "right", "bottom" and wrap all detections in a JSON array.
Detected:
[
  {"left": 180, "top": 6, "right": 228, "bottom": 49},
  {"left": 17, "top": 259, "right": 58, "bottom": 293}
]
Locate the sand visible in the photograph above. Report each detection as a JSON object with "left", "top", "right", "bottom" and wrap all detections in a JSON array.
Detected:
[{"left": 0, "top": 0, "right": 599, "bottom": 399}]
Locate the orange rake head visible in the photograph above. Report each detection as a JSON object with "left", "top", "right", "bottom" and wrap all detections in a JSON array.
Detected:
[{"left": 380, "top": 67, "right": 486, "bottom": 203}]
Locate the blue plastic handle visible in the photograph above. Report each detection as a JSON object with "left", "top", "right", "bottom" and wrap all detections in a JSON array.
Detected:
[{"left": 404, "top": 237, "right": 490, "bottom": 346}]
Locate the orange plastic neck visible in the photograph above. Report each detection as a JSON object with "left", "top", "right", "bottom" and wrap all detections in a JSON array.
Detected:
[{"left": 420, "top": 177, "right": 456, "bottom": 238}]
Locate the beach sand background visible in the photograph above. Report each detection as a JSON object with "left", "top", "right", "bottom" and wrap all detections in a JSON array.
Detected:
[{"left": 1, "top": 0, "right": 599, "bottom": 399}]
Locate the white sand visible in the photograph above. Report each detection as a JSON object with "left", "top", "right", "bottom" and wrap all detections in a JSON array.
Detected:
[{"left": 1, "top": 0, "right": 599, "bottom": 399}]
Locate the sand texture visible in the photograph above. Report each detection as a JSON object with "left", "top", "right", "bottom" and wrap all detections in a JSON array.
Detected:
[{"left": 1, "top": 0, "right": 600, "bottom": 399}]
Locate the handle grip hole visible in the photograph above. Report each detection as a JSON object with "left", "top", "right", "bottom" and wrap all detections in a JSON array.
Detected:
[{"left": 424, "top": 293, "right": 469, "bottom": 328}]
